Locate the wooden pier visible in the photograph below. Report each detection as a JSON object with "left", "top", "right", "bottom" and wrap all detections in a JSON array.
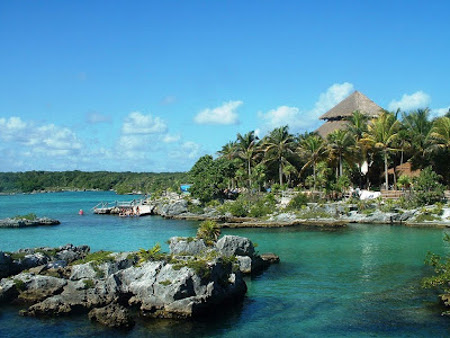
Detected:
[{"left": 92, "top": 198, "right": 153, "bottom": 216}]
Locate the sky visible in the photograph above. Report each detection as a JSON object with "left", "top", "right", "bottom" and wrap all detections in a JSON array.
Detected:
[{"left": 1, "top": 0, "right": 449, "bottom": 172}]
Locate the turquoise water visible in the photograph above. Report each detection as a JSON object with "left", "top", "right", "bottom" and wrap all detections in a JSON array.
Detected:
[{"left": 1, "top": 192, "right": 449, "bottom": 337}]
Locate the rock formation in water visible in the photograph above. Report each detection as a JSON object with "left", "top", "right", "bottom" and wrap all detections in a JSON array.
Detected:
[
  {"left": 0, "top": 236, "right": 278, "bottom": 328},
  {"left": 0, "top": 217, "right": 60, "bottom": 228}
]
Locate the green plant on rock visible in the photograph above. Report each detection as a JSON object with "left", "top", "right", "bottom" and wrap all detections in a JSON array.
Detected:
[
  {"left": 82, "top": 279, "right": 95, "bottom": 289},
  {"left": 72, "top": 251, "right": 114, "bottom": 266},
  {"left": 196, "top": 220, "right": 221, "bottom": 244},
  {"left": 137, "top": 243, "right": 165, "bottom": 265},
  {"left": 13, "top": 279, "right": 26, "bottom": 292},
  {"left": 13, "top": 213, "right": 37, "bottom": 221},
  {"left": 286, "top": 193, "right": 309, "bottom": 211}
]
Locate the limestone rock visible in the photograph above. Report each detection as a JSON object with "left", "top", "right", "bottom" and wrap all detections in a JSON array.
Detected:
[
  {"left": 216, "top": 235, "right": 255, "bottom": 257},
  {"left": 169, "top": 237, "right": 207, "bottom": 256},
  {"left": 88, "top": 303, "right": 134, "bottom": 328}
]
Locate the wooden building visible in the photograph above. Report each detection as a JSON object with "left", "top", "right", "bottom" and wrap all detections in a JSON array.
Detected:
[{"left": 316, "top": 91, "right": 384, "bottom": 137}]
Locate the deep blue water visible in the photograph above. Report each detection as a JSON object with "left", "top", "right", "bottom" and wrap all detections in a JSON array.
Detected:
[{"left": 0, "top": 191, "right": 449, "bottom": 337}]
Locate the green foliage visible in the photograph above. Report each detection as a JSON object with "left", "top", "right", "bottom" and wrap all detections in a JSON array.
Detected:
[
  {"left": 415, "top": 213, "right": 440, "bottom": 222},
  {"left": 71, "top": 251, "right": 114, "bottom": 266},
  {"left": 13, "top": 279, "right": 26, "bottom": 292},
  {"left": 0, "top": 171, "right": 187, "bottom": 194},
  {"left": 286, "top": 193, "right": 309, "bottom": 210},
  {"left": 137, "top": 243, "right": 165, "bottom": 265},
  {"left": 412, "top": 167, "right": 445, "bottom": 206},
  {"left": 397, "top": 175, "right": 411, "bottom": 189},
  {"left": 187, "top": 203, "right": 204, "bottom": 214},
  {"left": 12, "top": 213, "right": 37, "bottom": 221},
  {"left": 159, "top": 280, "right": 172, "bottom": 286},
  {"left": 82, "top": 279, "right": 95, "bottom": 289},
  {"left": 422, "top": 234, "right": 450, "bottom": 308},
  {"left": 218, "top": 193, "right": 275, "bottom": 218},
  {"left": 188, "top": 155, "right": 233, "bottom": 203},
  {"left": 196, "top": 221, "right": 221, "bottom": 244}
]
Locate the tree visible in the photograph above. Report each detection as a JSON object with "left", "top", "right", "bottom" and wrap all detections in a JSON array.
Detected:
[
  {"left": 298, "top": 134, "right": 327, "bottom": 192},
  {"left": 412, "top": 167, "right": 445, "bottom": 206},
  {"left": 188, "top": 155, "right": 232, "bottom": 203},
  {"left": 326, "top": 129, "right": 355, "bottom": 178},
  {"left": 262, "top": 126, "right": 296, "bottom": 186},
  {"left": 362, "top": 112, "right": 400, "bottom": 190},
  {"left": 402, "top": 108, "right": 433, "bottom": 168},
  {"left": 429, "top": 116, "right": 450, "bottom": 150},
  {"left": 236, "top": 131, "right": 261, "bottom": 189}
]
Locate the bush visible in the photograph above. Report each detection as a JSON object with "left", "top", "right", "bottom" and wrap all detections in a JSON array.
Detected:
[
  {"left": 196, "top": 220, "right": 221, "bottom": 244},
  {"left": 286, "top": 193, "right": 309, "bottom": 210},
  {"left": 412, "top": 167, "right": 445, "bottom": 206}
]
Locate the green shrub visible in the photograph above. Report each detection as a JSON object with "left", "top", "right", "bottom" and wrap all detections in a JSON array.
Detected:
[
  {"left": 13, "top": 279, "right": 26, "bottom": 292},
  {"left": 13, "top": 213, "right": 37, "bottom": 221},
  {"left": 286, "top": 193, "right": 309, "bottom": 210},
  {"left": 159, "top": 280, "right": 172, "bottom": 286},
  {"left": 137, "top": 243, "right": 165, "bottom": 265},
  {"left": 197, "top": 220, "right": 221, "bottom": 244},
  {"left": 72, "top": 251, "right": 114, "bottom": 266},
  {"left": 82, "top": 279, "right": 95, "bottom": 289},
  {"left": 412, "top": 167, "right": 445, "bottom": 206}
]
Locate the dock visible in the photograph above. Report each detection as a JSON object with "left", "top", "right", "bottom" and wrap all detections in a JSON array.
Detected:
[{"left": 92, "top": 198, "right": 153, "bottom": 216}]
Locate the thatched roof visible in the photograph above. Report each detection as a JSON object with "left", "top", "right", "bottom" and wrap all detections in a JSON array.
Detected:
[
  {"left": 319, "top": 91, "right": 383, "bottom": 120},
  {"left": 315, "top": 120, "right": 348, "bottom": 138}
]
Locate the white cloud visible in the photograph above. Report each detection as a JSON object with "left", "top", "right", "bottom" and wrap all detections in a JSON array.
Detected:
[
  {"left": 161, "top": 95, "right": 176, "bottom": 105},
  {"left": 257, "top": 82, "right": 354, "bottom": 133},
  {"left": 0, "top": 116, "right": 84, "bottom": 171},
  {"left": 163, "top": 134, "right": 181, "bottom": 143},
  {"left": 431, "top": 106, "right": 450, "bottom": 118},
  {"left": 310, "top": 82, "right": 354, "bottom": 118},
  {"left": 86, "top": 111, "right": 112, "bottom": 124},
  {"left": 258, "top": 106, "right": 301, "bottom": 130},
  {"left": 122, "top": 111, "right": 168, "bottom": 135},
  {"left": 388, "top": 91, "right": 431, "bottom": 111},
  {"left": 194, "top": 100, "right": 242, "bottom": 125}
]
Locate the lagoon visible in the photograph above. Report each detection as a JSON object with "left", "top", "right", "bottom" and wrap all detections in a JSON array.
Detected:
[{"left": 0, "top": 191, "right": 449, "bottom": 337}]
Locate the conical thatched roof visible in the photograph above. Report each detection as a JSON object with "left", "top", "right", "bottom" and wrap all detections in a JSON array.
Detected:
[{"left": 319, "top": 91, "right": 383, "bottom": 120}]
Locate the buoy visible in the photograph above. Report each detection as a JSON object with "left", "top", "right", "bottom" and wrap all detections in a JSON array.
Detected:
[{"left": 78, "top": 209, "right": 84, "bottom": 215}]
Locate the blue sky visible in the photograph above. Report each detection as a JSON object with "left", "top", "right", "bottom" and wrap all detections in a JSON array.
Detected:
[{"left": 1, "top": 0, "right": 449, "bottom": 172}]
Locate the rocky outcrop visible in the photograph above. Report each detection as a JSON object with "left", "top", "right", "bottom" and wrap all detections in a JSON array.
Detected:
[
  {"left": 1, "top": 235, "right": 275, "bottom": 328},
  {"left": 169, "top": 235, "right": 278, "bottom": 275},
  {"left": 0, "top": 217, "right": 60, "bottom": 228},
  {"left": 0, "top": 244, "right": 89, "bottom": 279}
]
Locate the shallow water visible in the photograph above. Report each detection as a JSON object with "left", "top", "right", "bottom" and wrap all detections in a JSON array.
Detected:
[{"left": 0, "top": 192, "right": 449, "bottom": 337}]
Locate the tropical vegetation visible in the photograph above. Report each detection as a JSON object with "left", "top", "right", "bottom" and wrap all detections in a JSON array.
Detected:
[{"left": 188, "top": 109, "right": 449, "bottom": 203}]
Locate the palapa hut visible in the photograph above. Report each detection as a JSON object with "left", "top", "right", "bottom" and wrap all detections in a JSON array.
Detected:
[{"left": 316, "top": 91, "right": 384, "bottom": 137}]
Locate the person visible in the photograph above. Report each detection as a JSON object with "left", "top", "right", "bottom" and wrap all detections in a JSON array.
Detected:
[
  {"left": 78, "top": 209, "right": 84, "bottom": 215},
  {"left": 136, "top": 206, "right": 140, "bottom": 216}
]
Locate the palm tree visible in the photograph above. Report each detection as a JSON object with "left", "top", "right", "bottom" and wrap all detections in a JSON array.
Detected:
[
  {"left": 429, "top": 116, "right": 450, "bottom": 150},
  {"left": 326, "top": 129, "right": 355, "bottom": 178},
  {"left": 236, "top": 131, "right": 261, "bottom": 189},
  {"left": 262, "top": 126, "right": 296, "bottom": 185},
  {"left": 217, "top": 141, "right": 237, "bottom": 161},
  {"left": 298, "top": 133, "right": 327, "bottom": 192},
  {"left": 402, "top": 108, "right": 433, "bottom": 167},
  {"left": 362, "top": 112, "right": 400, "bottom": 190},
  {"left": 217, "top": 141, "right": 238, "bottom": 189}
]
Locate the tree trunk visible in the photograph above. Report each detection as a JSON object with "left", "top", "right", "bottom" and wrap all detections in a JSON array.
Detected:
[
  {"left": 248, "top": 160, "right": 252, "bottom": 190},
  {"left": 384, "top": 150, "right": 389, "bottom": 190},
  {"left": 339, "top": 153, "right": 343, "bottom": 177},
  {"left": 279, "top": 158, "right": 283, "bottom": 186},
  {"left": 313, "top": 162, "right": 316, "bottom": 193}
]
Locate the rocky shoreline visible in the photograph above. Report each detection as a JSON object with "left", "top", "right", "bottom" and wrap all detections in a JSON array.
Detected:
[
  {"left": 137, "top": 193, "right": 450, "bottom": 228},
  {"left": 0, "top": 236, "right": 278, "bottom": 328},
  {"left": 0, "top": 217, "right": 60, "bottom": 228}
]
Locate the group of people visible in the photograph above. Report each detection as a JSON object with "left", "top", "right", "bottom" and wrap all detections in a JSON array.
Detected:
[{"left": 119, "top": 206, "right": 140, "bottom": 217}]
